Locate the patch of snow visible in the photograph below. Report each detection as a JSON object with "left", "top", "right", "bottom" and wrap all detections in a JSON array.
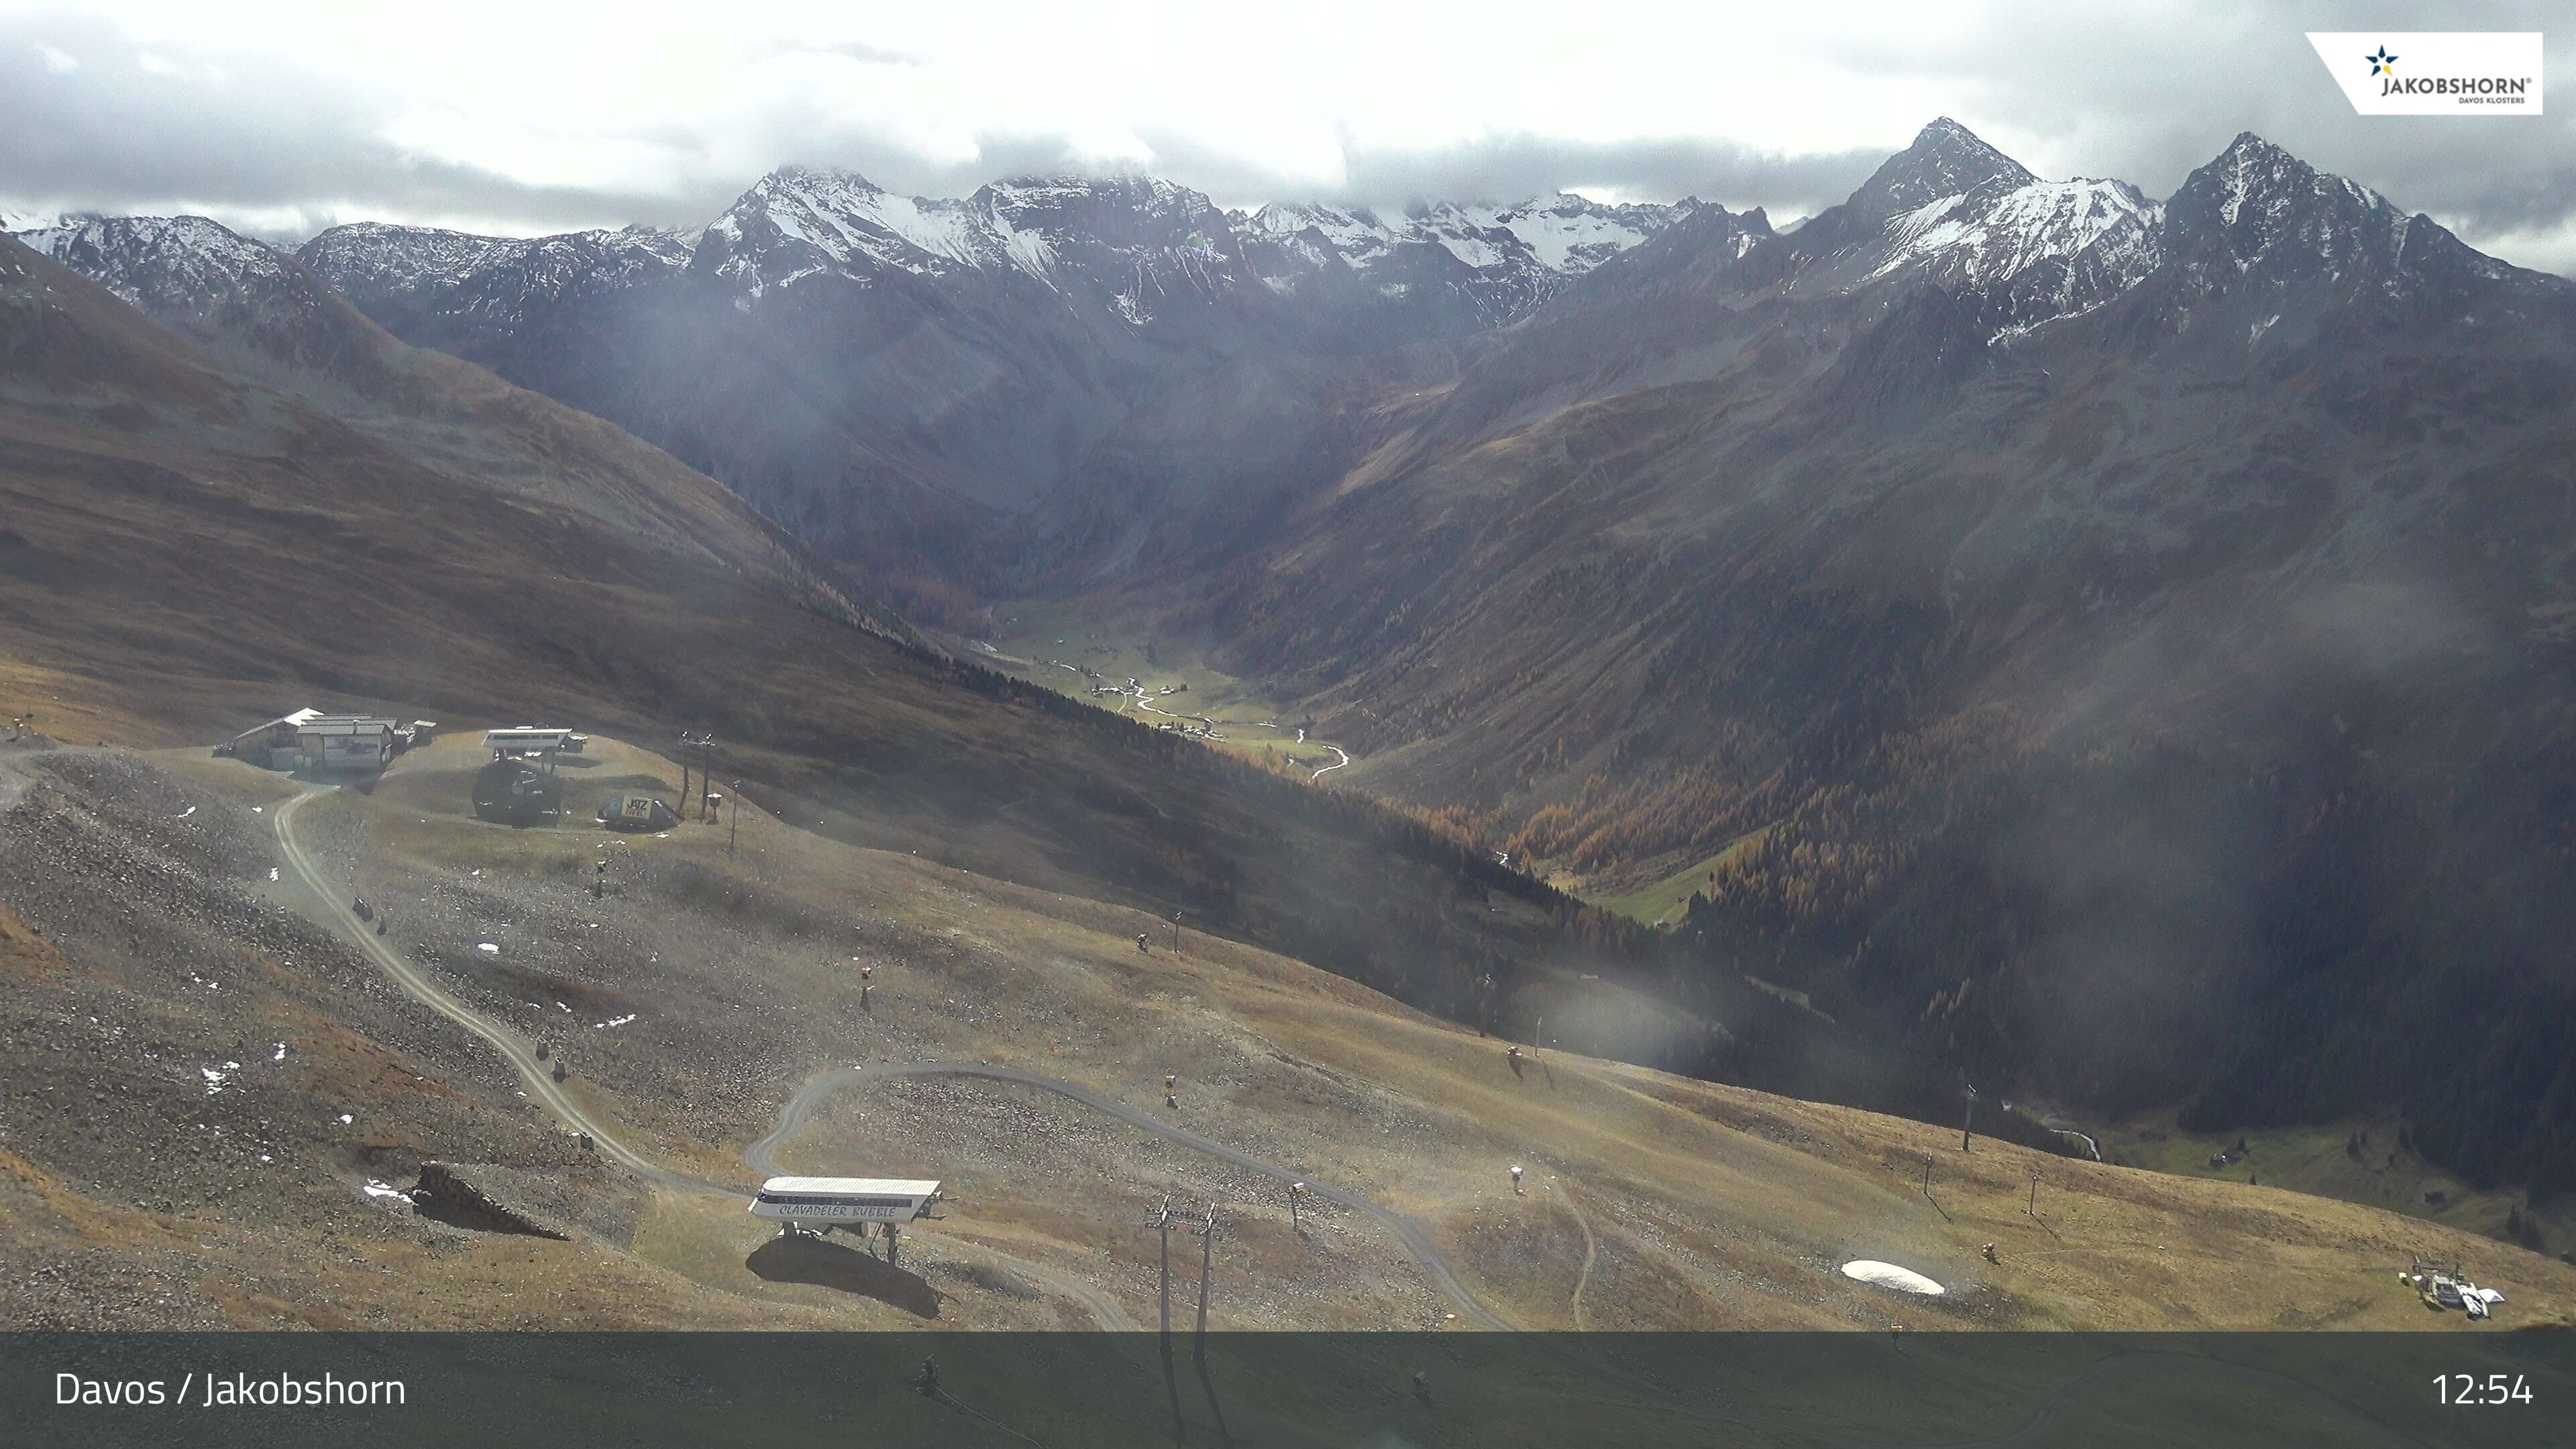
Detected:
[
  {"left": 362, "top": 1179, "right": 409, "bottom": 1203},
  {"left": 1841, "top": 1260, "right": 1945, "bottom": 1295},
  {"left": 476, "top": 942, "right": 499, "bottom": 954},
  {"left": 271, "top": 1042, "right": 286, "bottom": 1062},
  {"left": 201, "top": 1062, "right": 240, "bottom": 1095}
]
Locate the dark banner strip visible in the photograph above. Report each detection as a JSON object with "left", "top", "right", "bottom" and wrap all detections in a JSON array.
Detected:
[{"left": 6, "top": 1332, "right": 2569, "bottom": 1448}]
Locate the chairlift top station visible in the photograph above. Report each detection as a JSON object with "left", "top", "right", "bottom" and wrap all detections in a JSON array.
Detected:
[
  {"left": 751, "top": 1177, "right": 942, "bottom": 1230},
  {"left": 483, "top": 726, "right": 588, "bottom": 758}
]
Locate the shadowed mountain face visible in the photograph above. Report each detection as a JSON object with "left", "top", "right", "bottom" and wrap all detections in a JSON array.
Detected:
[
  {"left": 1179, "top": 124, "right": 2576, "bottom": 1191},
  {"left": 22, "top": 119, "right": 2576, "bottom": 1193}
]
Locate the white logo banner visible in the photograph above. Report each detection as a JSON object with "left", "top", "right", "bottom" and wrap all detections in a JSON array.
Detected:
[{"left": 2307, "top": 32, "right": 2543, "bottom": 115}]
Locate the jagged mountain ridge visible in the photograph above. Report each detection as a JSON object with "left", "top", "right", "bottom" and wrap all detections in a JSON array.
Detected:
[
  {"left": 14, "top": 125, "right": 2284, "bottom": 605},
  {"left": 223, "top": 170, "right": 1682, "bottom": 608},
  {"left": 297, "top": 221, "right": 696, "bottom": 345},
  {"left": 299, "top": 170, "right": 1686, "bottom": 347}
]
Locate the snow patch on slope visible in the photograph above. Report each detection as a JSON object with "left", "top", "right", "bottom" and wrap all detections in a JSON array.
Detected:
[{"left": 1868, "top": 178, "right": 2160, "bottom": 285}]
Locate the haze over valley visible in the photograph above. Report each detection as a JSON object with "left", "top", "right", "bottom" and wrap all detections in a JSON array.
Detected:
[{"left": 5, "top": 9, "right": 2575, "bottom": 1376}]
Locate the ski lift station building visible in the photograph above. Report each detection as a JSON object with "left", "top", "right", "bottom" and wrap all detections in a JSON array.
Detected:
[
  {"left": 221, "top": 708, "right": 323, "bottom": 768},
  {"left": 298, "top": 715, "right": 399, "bottom": 771},
  {"left": 484, "top": 727, "right": 580, "bottom": 759},
  {"left": 751, "top": 1177, "right": 942, "bottom": 1233},
  {"left": 219, "top": 710, "right": 402, "bottom": 770}
]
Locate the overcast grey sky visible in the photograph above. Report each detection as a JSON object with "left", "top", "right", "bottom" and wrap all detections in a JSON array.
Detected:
[{"left": 2, "top": 1, "right": 2569, "bottom": 274}]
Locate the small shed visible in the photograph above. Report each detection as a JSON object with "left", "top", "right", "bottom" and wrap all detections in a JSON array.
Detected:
[{"left": 297, "top": 715, "right": 398, "bottom": 771}]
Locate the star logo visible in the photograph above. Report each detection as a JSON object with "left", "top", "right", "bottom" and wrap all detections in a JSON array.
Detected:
[{"left": 2366, "top": 46, "right": 2398, "bottom": 77}]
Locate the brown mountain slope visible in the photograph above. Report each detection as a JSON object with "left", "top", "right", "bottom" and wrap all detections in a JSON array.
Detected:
[
  {"left": 10, "top": 215, "right": 821, "bottom": 589},
  {"left": 1142, "top": 129, "right": 2576, "bottom": 1195}
]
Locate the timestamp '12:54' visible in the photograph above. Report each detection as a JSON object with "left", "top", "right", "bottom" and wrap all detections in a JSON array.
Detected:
[{"left": 2436, "top": 1373, "right": 2533, "bottom": 1406}]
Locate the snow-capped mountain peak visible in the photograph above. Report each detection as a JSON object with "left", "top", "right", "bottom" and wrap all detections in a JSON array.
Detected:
[
  {"left": 14, "top": 215, "right": 289, "bottom": 311},
  {"left": 1246, "top": 201, "right": 1392, "bottom": 243},
  {"left": 1236, "top": 191, "right": 1688, "bottom": 329},
  {"left": 2207, "top": 133, "right": 2373, "bottom": 227},
  {"left": 1405, "top": 194, "right": 1687, "bottom": 274},
  {"left": 1847, "top": 117, "right": 2037, "bottom": 223},
  {"left": 2153, "top": 130, "right": 2512, "bottom": 301},
  {"left": 704, "top": 166, "right": 1005, "bottom": 292},
  {"left": 299, "top": 219, "right": 698, "bottom": 357}
]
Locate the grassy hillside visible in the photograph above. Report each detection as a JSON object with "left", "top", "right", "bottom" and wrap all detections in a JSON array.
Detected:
[{"left": 9, "top": 733, "right": 2568, "bottom": 1339}]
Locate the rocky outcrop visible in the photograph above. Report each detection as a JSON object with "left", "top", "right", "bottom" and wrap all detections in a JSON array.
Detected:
[{"left": 409, "top": 1161, "right": 572, "bottom": 1240}]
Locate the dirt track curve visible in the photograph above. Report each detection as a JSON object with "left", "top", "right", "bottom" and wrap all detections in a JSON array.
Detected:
[{"left": 274, "top": 789, "right": 720, "bottom": 1195}]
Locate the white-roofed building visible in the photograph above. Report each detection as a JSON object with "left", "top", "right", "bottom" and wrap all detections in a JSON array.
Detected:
[
  {"left": 221, "top": 707, "right": 321, "bottom": 769},
  {"left": 484, "top": 727, "right": 576, "bottom": 759},
  {"left": 751, "top": 1176, "right": 943, "bottom": 1236}
]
